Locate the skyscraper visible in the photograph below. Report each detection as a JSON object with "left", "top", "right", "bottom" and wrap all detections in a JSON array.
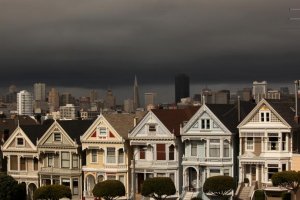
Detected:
[
  {"left": 175, "top": 74, "right": 190, "bottom": 103},
  {"left": 34, "top": 83, "right": 46, "bottom": 101},
  {"left": 17, "top": 90, "right": 33, "bottom": 116},
  {"left": 133, "top": 75, "right": 140, "bottom": 110},
  {"left": 90, "top": 90, "right": 99, "bottom": 103},
  {"left": 104, "top": 89, "right": 116, "bottom": 110},
  {"left": 48, "top": 88, "right": 60, "bottom": 112},
  {"left": 144, "top": 92, "right": 156, "bottom": 109},
  {"left": 252, "top": 81, "right": 267, "bottom": 103}
]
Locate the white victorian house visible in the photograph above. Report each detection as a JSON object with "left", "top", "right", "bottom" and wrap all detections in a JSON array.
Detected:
[
  {"left": 181, "top": 103, "right": 248, "bottom": 200},
  {"left": 129, "top": 108, "right": 198, "bottom": 199},
  {"left": 237, "top": 99, "right": 297, "bottom": 196}
]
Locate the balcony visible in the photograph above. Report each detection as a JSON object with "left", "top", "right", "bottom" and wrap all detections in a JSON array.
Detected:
[
  {"left": 8, "top": 171, "right": 38, "bottom": 178},
  {"left": 40, "top": 167, "right": 81, "bottom": 175},
  {"left": 134, "top": 160, "right": 178, "bottom": 168},
  {"left": 182, "top": 157, "right": 232, "bottom": 164},
  {"left": 104, "top": 164, "right": 127, "bottom": 169}
]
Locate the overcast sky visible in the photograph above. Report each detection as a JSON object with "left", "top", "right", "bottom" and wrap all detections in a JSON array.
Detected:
[{"left": 0, "top": 0, "right": 299, "bottom": 102}]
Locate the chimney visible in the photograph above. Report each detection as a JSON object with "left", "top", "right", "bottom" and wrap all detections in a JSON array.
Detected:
[{"left": 133, "top": 117, "right": 138, "bottom": 127}]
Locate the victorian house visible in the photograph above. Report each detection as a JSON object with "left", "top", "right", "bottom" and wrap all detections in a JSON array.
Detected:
[
  {"left": 1, "top": 123, "right": 50, "bottom": 200},
  {"left": 237, "top": 99, "right": 298, "bottom": 192},
  {"left": 181, "top": 102, "right": 254, "bottom": 200},
  {"left": 37, "top": 120, "right": 93, "bottom": 200},
  {"left": 80, "top": 113, "right": 144, "bottom": 200},
  {"left": 128, "top": 108, "right": 198, "bottom": 199}
]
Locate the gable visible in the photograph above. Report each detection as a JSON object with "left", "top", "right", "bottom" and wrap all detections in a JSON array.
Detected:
[{"left": 3, "top": 127, "right": 36, "bottom": 151}]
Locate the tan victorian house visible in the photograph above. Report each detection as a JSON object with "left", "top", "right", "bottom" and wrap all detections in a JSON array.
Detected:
[
  {"left": 81, "top": 113, "right": 144, "bottom": 199},
  {"left": 1, "top": 124, "right": 50, "bottom": 200},
  {"left": 37, "top": 120, "right": 93, "bottom": 200}
]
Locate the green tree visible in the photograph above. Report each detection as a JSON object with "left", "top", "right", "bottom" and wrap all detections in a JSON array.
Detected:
[
  {"left": 92, "top": 180, "right": 125, "bottom": 200},
  {"left": 0, "top": 173, "right": 18, "bottom": 200},
  {"left": 13, "top": 182, "right": 27, "bottom": 200},
  {"left": 271, "top": 171, "right": 300, "bottom": 200},
  {"left": 33, "top": 184, "right": 72, "bottom": 200},
  {"left": 141, "top": 177, "right": 176, "bottom": 200},
  {"left": 203, "top": 176, "right": 234, "bottom": 200}
]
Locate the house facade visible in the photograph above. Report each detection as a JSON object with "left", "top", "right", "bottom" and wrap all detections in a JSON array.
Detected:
[
  {"left": 238, "top": 99, "right": 295, "bottom": 188},
  {"left": 129, "top": 108, "right": 197, "bottom": 199},
  {"left": 81, "top": 113, "right": 142, "bottom": 199},
  {"left": 181, "top": 104, "right": 240, "bottom": 200},
  {"left": 37, "top": 120, "right": 92, "bottom": 200}
]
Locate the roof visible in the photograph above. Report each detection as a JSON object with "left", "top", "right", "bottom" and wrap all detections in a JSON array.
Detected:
[
  {"left": 20, "top": 123, "right": 52, "bottom": 144},
  {"left": 57, "top": 120, "right": 94, "bottom": 143},
  {"left": 207, "top": 101, "right": 256, "bottom": 133},
  {"left": 152, "top": 107, "right": 199, "bottom": 136},
  {"left": 103, "top": 112, "right": 146, "bottom": 139}
]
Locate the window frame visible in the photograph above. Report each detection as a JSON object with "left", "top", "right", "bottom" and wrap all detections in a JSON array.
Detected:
[
  {"left": 61, "top": 152, "right": 70, "bottom": 168},
  {"left": 91, "top": 149, "right": 98, "bottom": 163},
  {"left": 53, "top": 132, "right": 62, "bottom": 142},
  {"left": 16, "top": 137, "right": 25, "bottom": 147},
  {"left": 246, "top": 137, "right": 254, "bottom": 151},
  {"left": 209, "top": 139, "right": 220, "bottom": 157},
  {"left": 106, "top": 147, "right": 116, "bottom": 164}
]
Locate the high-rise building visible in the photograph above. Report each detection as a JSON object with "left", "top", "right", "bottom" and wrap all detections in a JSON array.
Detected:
[
  {"left": 144, "top": 93, "right": 156, "bottom": 109},
  {"left": 124, "top": 99, "right": 134, "bottom": 113},
  {"left": 59, "top": 104, "right": 79, "bottom": 120},
  {"left": 133, "top": 75, "right": 140, "bottom": 110},
  {"left": 252, "top": 81, "right": 267, "bottom": 103},
  {"left": 34, "top": 83, "right": 46, "bottom": 101},
  {"left": 60, "top": 93, "right": 75, "bottom": 106},
  {"left": 175, "top": 74, "right": 190, "bottom": 103},
  {"left": 237, "top": 88, "right": 252, "bottom": 101},
  {"left": 104, "top": 89, "right": 116, "bottom": 110},
  {"left": 48, "top": 88, "right": 60, "bottom": 112},
  {"left": 90, "top": 90, "right": 98, "bottom": 103},
  {"left": 8, "top": 85, "right": 17, "bottom": 93},
  {"left": 17, "top": 90, "right": 33, "bottom": 116},
  {"left": 215, "top": 90, "right": 230, "bottom": 104},
  {"left": 266, "top": 90, "right": 281, "bottom": 100}
]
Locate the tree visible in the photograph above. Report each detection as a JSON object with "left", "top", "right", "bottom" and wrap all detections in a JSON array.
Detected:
[
  {"left": 13, "top": 182, "right": 27, "bottom": 200},
  {"left": 203, "top": 175, "right": 234, "bottom": 200},
  {"left": 141, "top": 177, "right": 176, "bottom": 200},
  {"left": 272, "top": 171, "right": 300, "bottom": 200},
  {"left": 92, "top": 180, "right": 125, "bottom": 200},
  {"left": 0, "top": 173, "right": 19, "bottom": 200},
  {"left": 33, "top": 184, "right": 72, "bottom": 200}
]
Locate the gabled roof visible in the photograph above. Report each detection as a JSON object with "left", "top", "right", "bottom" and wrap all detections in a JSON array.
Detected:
[
  {"left": 152, "top": 107, "right": 199, "bottom": 136},
  {"left": 57, "top": 120, "right": 94, "bottom": 144},
  {"left": 20, "top": 123, "right": 52, "bottom": 144}
]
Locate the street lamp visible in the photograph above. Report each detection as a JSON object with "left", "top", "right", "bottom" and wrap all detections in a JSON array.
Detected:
[{"left": 131, "top": 146, "right": 147, "bottom": 200}]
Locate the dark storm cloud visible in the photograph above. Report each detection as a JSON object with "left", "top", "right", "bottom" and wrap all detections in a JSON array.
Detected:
[{"left": 0, "top": 0, "right": 299, "bottom": 89}]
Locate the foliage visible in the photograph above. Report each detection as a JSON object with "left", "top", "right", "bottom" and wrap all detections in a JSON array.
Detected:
[
  {"left": 13, "top": 182, "right": 27, "bottom": 200},
  {"left": 191, "top": 197, "right": 203, "bottom": 200},
  {"left": 141, "top": 177, "right": 176, "bottom": 200},
  {"left": 271, "top": 171, "right": 300, "bottom": 193},
  {"left": 92, "top": 180, "right": 125, "bottom": 200},
  {"left": 282, "top": 192, "right": 291, "bottom": 200},
  {"left": 254, "top": 190, "right": 265, "bottom": 200},
  {"left": 33, "top": 184, "right": 72, "bottom": 200},
  {"left": 0, "top": 173, "right": 18, "bottom": 200},
  {"left": 203, "top": 176, "right": 234, "bottom": 199}
]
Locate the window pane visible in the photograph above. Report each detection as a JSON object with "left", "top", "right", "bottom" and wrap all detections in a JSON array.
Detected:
[
  {"left": 223, "top": 141, "right": 230, "bottom": 157},
  {"left": 118, "top": 149, "right": 124, "bottom": 163},
  {"left": 140, "top": 148, "right": 145, "bottom": 159},
  {"left": 91, "top": 149, "right": 97, "bottom": 163},
  {"left": 157, "top": 144, "right": 166, "bottom": 160},
  {"left": 34, "top": 158, "right": 38, "bottom": 171},
  {"left": 119, "top": 175, "right": 125, "bottom": 185},
  {"left": 107, "top": 148, "right": 116, "bottom": 163},
  {"left": 10, "top": 155, "right": 18, "bottom": 170},
  {"left": 54, "top": 133, "right": 61, "bottom": 141},
  {"left": 99, "top": 128, "right": 106, "bottom": 136},
  {"left": 73, "top": 178, "right": 78, "bottom": 195},
  {"left": 206, "top": 119, "right": 210, "bottom": 129},
  {"left": 20, "top": 157, "right": 26, "bottom": 170},
  {"left": 209, "top": 140, "right": 220, "bottom": 157},
  {"left": 72, "top": 154, "right": 78, "bottom": 168},
  {"left": 246, "top": 137, "right": 254, "bottom": 150},
  {"left": 201, "top": 119, "right": 205, "bottom": 129},
  {"left": 61, "top": 152, "right": 70, "bottom": 168},
  {"left": 210, "top": 169, "right": 220, "bottom": 177},
  {"left": 169, "top": 145, "right": 175, "bottom": 160},
  {"left": 107, "top": 175, "right": 116, "bottom": 180},
  {"left": 191, "top": 142, "right": 197, "bottom": 156},
  {"left": 48, "top": 154, "right": 54, "bottom": 167}
]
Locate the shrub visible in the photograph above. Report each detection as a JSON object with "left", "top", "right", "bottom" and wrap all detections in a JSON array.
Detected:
[
  {"left": 282, "top": 192, "right": 291, "bottom": 200},
  {"left": 33, "top": 184, "right": 72, "bottom": 200},
  {"left": 92, "top": 180, "right": 125, "bottom": 200},
  {"left": 254, "top": 190, "right": 265, "bottom": 200},
  {"left": 203, "top": 176, "right": 234, "bottom": 199},
  {"left": 0, "top": 173, "right": 19, "bottom": 200},
  {"left": 141, "top": 177, "right": 176, "bottom": 200}
]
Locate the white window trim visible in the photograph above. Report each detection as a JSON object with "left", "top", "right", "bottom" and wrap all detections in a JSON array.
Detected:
[
  {"left": 53, "top": 132, "right": 62, "bottom": 142},
  {"left": 259, "top": 111, "right": 271, "bottom": 122},
  {"left": 98, "top": 127, "right": 107, "bottom": 137},
  {"left": 90, "top": 149, "right": 98, "bottom": 164},
  {"left": 16, "top": 136, "right": 25, "bottom": 147},
  {"left": 106, "top": 147, "right": 116, "bottom": 164},
  {"left": 200, "top": 118, "right": 211, "bottom": 130},
  {"left": 48, "top": 154, "right": 54, "bottom": 167},
  {"left": 245, "top": 137, "right": 254, "bottom": 151}
]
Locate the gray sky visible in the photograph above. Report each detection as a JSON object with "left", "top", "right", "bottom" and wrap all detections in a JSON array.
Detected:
[{"left": 0, "top": 0, "right": 299, "bottom": 102}]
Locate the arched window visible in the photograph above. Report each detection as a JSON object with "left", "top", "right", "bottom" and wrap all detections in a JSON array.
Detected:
[
  {"left": 169, "top": 145, "right": 175, "bottom": 160},
  {"left": 118, "top": 149, "right": 124, "bottom": 163}
]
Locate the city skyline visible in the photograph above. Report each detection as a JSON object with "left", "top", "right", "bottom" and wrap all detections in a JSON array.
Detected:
[{"left": 0, "top": 0, "right": 300, "bottom": 92}]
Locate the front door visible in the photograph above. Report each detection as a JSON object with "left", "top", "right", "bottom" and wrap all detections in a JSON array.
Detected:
[
  {"left": 251, "top": 165, "right": 256, "bottom": 185},
  {"left": 137, "top": 173, "right": 144, "bottom": 193}
]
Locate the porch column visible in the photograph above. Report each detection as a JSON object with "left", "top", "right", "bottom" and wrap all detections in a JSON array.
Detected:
[
  {"left": 220, "top": 139, "right": 224, "bottom": 158},
  {"left": 196, "top": 168, "right": 200, "bottom": 190},
  {"left": 18, "top": 155, "right": 20, "bottom": 171},
  {"left": 69, "top": 152, "right": 72, "bottom": 169},
  {"left": 83, "top": 175, "right": 87, "bottom": 197},
  {"left": 51, "top": 175, "right": 53, "bottom": 185},
  {"left": 239, "top": 137, "right": 242, "bottom": 156},
  {"left": 206, "top": 139, "right": 210, "bottom": 158}
]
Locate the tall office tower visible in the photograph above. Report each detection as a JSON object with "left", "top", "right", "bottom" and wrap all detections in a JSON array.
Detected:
[
  {"left": 124, "top": 99, "right": 134, "bottom": 113},
  {"left": 59, "top": 104, "right": 79, "bottom": 120},
  {"left": 60, "top": 93, "right": 75, "bottom": 106},
  {"left": 237, "top": 88, "right": 252, "bottom": 101},
  {"left": 104, "top": 89, "right": 116, "bottom": 110},
  {"left": 34, "top": 83, "right": 46, "bottom": 101},
  {"left": 17, "top": 90, "right": 33, "bottom": 116},
  {"left": 175, "top": 74, "right": 190, "bottom": 103},
  {"left": 90, "top": 90, "right": 98, "bottom": 103},
  {"left": 144, "top": 92, "right": 156, "bottom": 108},
  {"left": 215, "top": 90, "right": 230, "bottom": 104},
  {"left": 266, "top": 90, "right": 281, "bottom": 100},
  {"left": 252, "top": 81, "right": 267, "bottom": 103},
  {"left": 48, "top": 88, "right": 60, "bottom": 112},
  {"left": 8, "top": 85, "right": 17, "bottom": 93},
  {"left": 133, "top": 75, "right": 140, "bottom": 110}
]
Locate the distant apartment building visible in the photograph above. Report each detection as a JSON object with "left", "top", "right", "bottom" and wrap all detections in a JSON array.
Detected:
[
  {"left": 202, "top": 89, "right": 230, "bottom": 104},
  {"left": 89, "top": 90, "right": 98, "bottom": 103},
  {"left": 133, "top": 76, "right": 140, "bottom": 110},
  {"left": 253, "top": 81, "right": 267, "bottom": 103},
  {"left": 48, "top": 88, "right": 60, "bottom": 112},
  {"left": 104, "top": 89, "right": 116, "bottom": 110},
  {"left": 59, "top": 104, "right": 79, "bottom": 120},
  {"left": 17, "top": 90, "right": 33, "bottom": 116},
  {"left": 124, "top": 99, "right": 134, "bottom": 113},
  {"left": 175, "top": 74, "right": 190, "bottom": 103},
  {"left": 266, "top": 90, "right": 281, "bottom": 100},
  {"left": 34, "top": 83, "right": 46, "bottom": 101},
  {"left": 60, "top": 93, "right": 75, "bottom": 106},
  {"left": 144, "top": 92, "right": 156, "bottom": 109},
  {"left": 237, "top": 88, "right": 252, "bottom": 101}
]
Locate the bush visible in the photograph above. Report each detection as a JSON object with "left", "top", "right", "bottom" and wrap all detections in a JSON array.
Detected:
[
  {"left": 92, "top": 180, "right": 125, "bottom": 200},
  {"left": 191, "top": 197, "right": 203, "bottom": 200},
  {"left": 0, "top": 173, "right": 19, "bottom": 200},
  {"left": 254, "top": 190, "right": 265, "bottom": 200},
  {"left": 141, "top": 177, "right": 176, "bottom": 200},
  {"left": 13, "top": 182, "right": 27, "bottom": 200},
  {"left": 282, "top": 192, "right": 291, "bottom": 200},
  {"left": 203, "top": 176, "right": 234, "bottom": 199},
  {"left": 33, "top": 184, "right": 72, "bottom": 200}
]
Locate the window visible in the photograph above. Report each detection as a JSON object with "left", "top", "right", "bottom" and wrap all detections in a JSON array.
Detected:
[
  {"left": 118, "top": 149, "right": 124, "bottom": 163},
  {"left": 268, "top": 164, "right": 279, "bottom": 180},
  {"left": 223, "top": 140, "right": 230, "bottom": 157},
  {"left": 20, "top": 157, "right": 26, "bottom": 171},
  {"left": 61, "top": 152, "right": 70, "bottom": 168},
  {"left": 201, "top": 119, "right": 211, "bottom": 130},
  {"left": 209, "top": 139, "right": 220, "bottom": 157},
  {"left": 210, "top": 169, "right": 220, "bottom": 177},
  {"left": 157, "top": 173, "right": 165, "bottom": 177},
  {"left": 91, "top": 149, "right": 98, "bottom": 163},
  {"left": 98, "top": 175, "right": 104, "bottom": 183},
  {"left": 282, "top": 133, "right": 287, "bottom": 151},
  {"left": 62, "top": 178, "right": 70, "bottom": 187},
  {"left": 246, "top": 137, "right": 254, "bottom": 151},
  {"left": 157, "top": 144, "right": 166, "bottom": 160},
  {"left": 268, "top": 133, "right": 279, "bottom": 151},
  {"left": 54, "top": 132, "right": 61, "bottom": 141},
  {"left": 169, "top": 145, "right": 175, "bottom": 160},
  {"left": 107, "top": 148, "right": 116, "bottom": 163},
  {"left": 99, "top": 127, "right": 107, "bottom": 136},
  {"left": 282, "top": 164, "right": 286, "bottom": 171},
  {"left": 224, "top": 169, "right": 230, "bottom": 176},
  {"left": 107, "top": 175, "right": 116, "bottom": 180},
  {"left": 34, "top": 158, "right": 38, "bottom": 171},
  {"left": 260, "top": 111, "right": 271, "bottom": 122},
  {"left": 48, "top": 154, "right": 54, "bottom": 167},
  {"left": 73, "top": 178, "right": 78, "bottom": 195},
  {"left": 191, "top": 142, "right": 197, "bottom": 156},
  {"left": 72, "top": 154, "right": 78, "bottom": 168},
  {"left": 149, "top": 124, "right": 156, "bottom": 132},
  {"left": 119, "top": 175, "right": 125, "bottom": 185},
  {"left": 169, "top": 173, "right": 175, "bottom": 183},
  {"left": 140, "top": 148, "right": 145, "bottom": 159},
  {"left": 16, "top": 137, "right": 24, "bottom": 146}
]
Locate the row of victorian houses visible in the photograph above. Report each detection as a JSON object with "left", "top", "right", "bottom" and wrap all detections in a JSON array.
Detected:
[{"left": 1, "top": 98, "right": 300, "bottom": 200}]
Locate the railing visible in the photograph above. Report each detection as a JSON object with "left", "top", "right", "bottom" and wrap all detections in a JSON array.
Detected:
[
  {"left": 8, "top": 171, "right": 38, "bottom": 177},
  {"left": 135, "top": 160, "right": 178, "bottom": 167},
  {"left": 40, "top": 167, "right": 81, "bottom": 174},
  {"left": 104, "top": 164, "right": 127, "bottom": 169},
  {"left": 182, "top": 157, "right": 232, "bottom": 163}
]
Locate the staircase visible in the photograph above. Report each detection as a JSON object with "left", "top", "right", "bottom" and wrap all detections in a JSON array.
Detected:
[
  {"left": 236, "top": 186, "right": 251, "bottom": 200},
  {"left": 183, "top": 191, "right": 197, "bottom": 200}
]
